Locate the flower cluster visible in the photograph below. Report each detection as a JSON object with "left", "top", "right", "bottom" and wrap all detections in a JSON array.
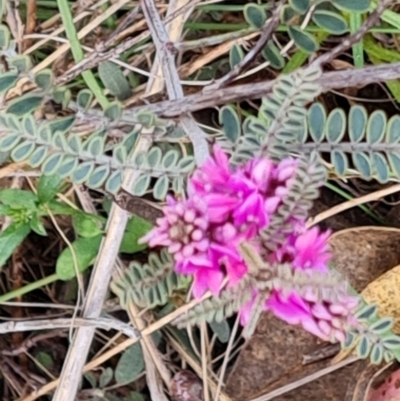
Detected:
[{"left": 140, "top": 146, "right": 358, "bottom": 343}]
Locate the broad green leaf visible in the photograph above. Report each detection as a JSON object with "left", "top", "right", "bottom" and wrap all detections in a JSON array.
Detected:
[
  {"left": 56, "top": 234, "right": 103, "bottom": 281},
  {"left": 35, "top": 352, "right": 54, "bottom": 370},
  {"left": 0, "top": 223, "right": 31, "bottom": 268},
  {"left": 98, "top": 61, "right": 132, "bottom": 101},
  {"left": 243, "top": 3, "right": 267, "bottom": 28},
  {"left": 37, "top": 174, "right": 62, "bottom": 204},
  {"left": 262, "top": 41, "right": 285, "bottom": 70},
  {"left": 47, "top": 200, "right": 78, "bottom": 215},
  {"left": 0, "top": 71, "right": 18, "bottom": 94},
  {"left": 229, "top": 44, "right": 245, "bottom": 69},
  {"left": 312, "top": 10, "right": 348, "bottom": 34},
  {"left": 11, "top": 141, "right": 35, "bottom": 161},
  {"left": 153, "top": 175, "right": 169, "bottom": 200},
  {"left": 115, "top": 343, "right": 144, "bottom": 384},
  {"left": 288, "top": 26, "right": 318, "bottom": 53},
  {"left": 219, "top": 105, "right": 241, "bottom": 143},
  {"left": 333, "top": 0, "right": 370, "bottom": 12},
  {"left": 34, "top": 69, "right": 53, "bottom": 92},
  {"left": 119, "top": 215, "right": 152, "bottom": 254},
  {"left": 6, "top": 94, "right": 42, "bottom": 116},
  {"left": 0, "top": 189, "right": 38, "bottom": 209},
  {"left": 72, "top": 212, "right": 105, "bottom": 238},
  {"left": 29, "top": 214, "right": 47, "bottom": 236}
]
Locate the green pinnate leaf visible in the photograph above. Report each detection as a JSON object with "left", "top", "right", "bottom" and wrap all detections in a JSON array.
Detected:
[
  {"left": 219, "top": 105, "right": 241, "bottom": 143},
  {"left": 243, "top": 3, "right": 267, "bottom": 28},
  {"left": 98, "top": 61, "right": 132, "bottom": 101}
]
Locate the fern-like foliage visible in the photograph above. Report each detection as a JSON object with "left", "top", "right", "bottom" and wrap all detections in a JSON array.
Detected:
[
  {"left": 0, "top": 114, "right": 195, "bottom": 199},
  {"left": 288, "top": 103, "right": 400, "bottom": 183},
  {"left": 172, "top": 276, "right": 255, "bottom": 328},
  {"left": 110, "top": 249, "right": 190, "bottom": 309}
]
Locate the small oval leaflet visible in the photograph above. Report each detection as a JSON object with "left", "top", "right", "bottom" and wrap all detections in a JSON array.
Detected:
[
  {"left": 86, "top": 165, "right": 110, "bottom": 189},
  {"left": 352, "top": 152, "right": 372, "bottom": 179},
  {"left": 308, "top": 102, "right": 326, "bottom": 142},
  {"left": 326, "top": 108, "right": 346, "bottom": 143},
  {"left": 333, "top": 0, "right": 370, "bottom": 12},
  {"left": 34, "top": 69, "right": 53, "bottom": 92},
  {"left": 162, "top": 149, "right": 179, "bottom": 170},
  {"left": 115, "top": 343, "right": 144, "bottom": 384},
  {"left": 11, "top": 141, "right": 35, "bottom": 162},
  {"left": 29, "top": 146, "right": 48, "bottom": 168},
  {"left": 370, "top": 317, "right": 394, "bottom": 335},
  {"left": 98, "top": 61, "right": 132, "bottom": 101},
  {"left": 147, "top": 146, "right": 162, "bottom": 168},
  {"left": 6, "top": 94, "right": 43, "bottom": 117},
  {"left": 229, "top": 44, "right": 245, "bottom": 69},
  {"left": 357, "top": 335, "right": 371, "bottom": 359},
  {"left": 57, "top": 156, "right": 78, "bottom": 178},
  {"left": 372, "top": 152, "right": 389, "bottom": 183},
  {"left": 289, "top": 0, "right": 310, "bottom": 14},
  {"left": 153, "top": 175, "right": 169, "bottom": 200},
  {"left": 42, "top": 153, "right": 64, "bottom": 175},
  {"left": 219, "top": 105, "right": 241, "bottom": 143},
  {"left": 0, "top": 71, "right": 18, "bottom": 94},
  {"left": 71, "top": 162, "right": 95, "bottom": 184},
  {"left": 387, "top": 115, "right": 400, "bottom": 143},
  {"left": 77, "top": 89, "right": 93, "bottom": 110},
  {"left": 312, "top": 10, "right": 348, "bottom": 34},
  {"left": 331, "top": 150, "right": 347, "bottom": 176},
  {"left": 367, "top": 110, "right": 386, "bottom": 144},
  {"left": 243, "top": 3, "right": 267, "bottom": 28},
  {"left": 349, "top": 105, "right": 367, "bottom": 143},
  {"left": 288, "top": 26, "right": 318, "bottom": 53},
  {"left": 0, "top": 133, "right": 20, "bottom": 152},
  {"left": 132, "top": 174, "right": 151, "bottom": 197},
  {"left": 105, "top": 170, "right": 123, "bottom": 194},
  {"left": 262, "top": 41, "right": 285, "bottom": 70}
]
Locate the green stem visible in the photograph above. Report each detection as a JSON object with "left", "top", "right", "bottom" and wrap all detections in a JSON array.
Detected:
[
  {"left": 0, "top": 273, "right": 58, "bottom": 302},
  {"left": 56, "top": 0, "right": 109, "bottom": 109}
]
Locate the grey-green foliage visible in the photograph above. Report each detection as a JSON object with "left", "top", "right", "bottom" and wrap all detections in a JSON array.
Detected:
[
  {"left": 110, "top": 249, "right": 190, "bottom": 309},
  {"left": 0, "top": 114, "right": 195, "bottom": 198},
  {"left": 343, "top": 302, "right": 400, "bottom": 365},
  {"left": 291, "top": 103, "right": 400, "bottom": 183}
]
